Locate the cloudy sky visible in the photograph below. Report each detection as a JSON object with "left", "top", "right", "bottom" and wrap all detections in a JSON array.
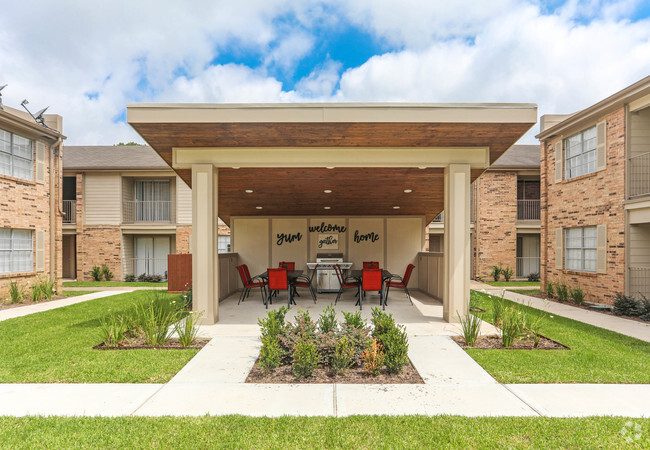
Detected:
[{"left": 1, "top": 0, "right": 649, "bottom": 145}]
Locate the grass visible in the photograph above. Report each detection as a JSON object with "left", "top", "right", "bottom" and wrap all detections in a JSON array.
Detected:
[
  {"left": 0, "top": 291, "right": 198, "bottom": 383},
  {"left": 466, "top": 291, "right": 650, "bottom": 383},
  {"left": 507, "top": 289, "right": 542, "bottom": 295},
  {"left": 0, "top": 416, "right": 647, "bottom": 448},
  {"left": 60, "top": 290, "right": 100, "bottom": 297},
  {"left": 63, "top": 281, "right": 167, "bottom": 287},
  {"left": 485, "top": 281, "right": 540, "bottom": 287}
]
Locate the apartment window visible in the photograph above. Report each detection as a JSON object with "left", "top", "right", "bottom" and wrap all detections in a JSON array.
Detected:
[
  {"left": 218, "top": 235, "right": 231, "bottom": 253},
  {"left": 0, "top": 129, "right": 34, "bottom": 181},
  {"left": 134, "top": 180, "right": 170, "bottom": 222},
  {"left": 564, "top": 126, "right": 596, "bottom": 179},
  {"left": 0, "top": 229, "right": 33, "bottom": 274},
  {"left": 565, "top": 226, "right": 597, "bottom": 272}
]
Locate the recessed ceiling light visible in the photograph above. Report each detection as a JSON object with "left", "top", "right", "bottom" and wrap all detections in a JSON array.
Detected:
[
  {"left": 245, "top": 189, "right": 254, "bottom": 193},
  {"left": 232, "top": 167, "right": 240, "bottom": 169},
  {"left": 326, "top": 166, "right": 335, "bottom": 169},
  {"left": 324, "top": 206, "right": 331, "bottom": 210},
  {"left": 255, "top": 206, "right": 263, "bottom": 210},
  {"left": 393, "top": 206, "right": 400, "bottom": 209},
  {"left": 403, "top": 189, "right": 412, "bottom": 193},
  {"left": 323, "top": 189, "right": 332, "bottom": 193},
  {"left": 418, "top": 166, "right": 427, "bottom": 169}
]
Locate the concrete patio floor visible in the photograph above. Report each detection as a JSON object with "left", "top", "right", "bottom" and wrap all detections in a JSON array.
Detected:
[{"left": 0, "top": 288, "right": 648, "bottom": 418}]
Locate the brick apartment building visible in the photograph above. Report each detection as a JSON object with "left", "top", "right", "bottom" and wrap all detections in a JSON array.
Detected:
[
  {"left": 0, "top": 101, "right": 64, "bottom": 298},
  {"left": 428, "top": 144, "right": 541, "bottom": 280},
  {"left": 62, "top": 145, "right": 230, "bottom": 281},
  {"left": 538, "top": 75, "right": 650, "bottom": 304}
]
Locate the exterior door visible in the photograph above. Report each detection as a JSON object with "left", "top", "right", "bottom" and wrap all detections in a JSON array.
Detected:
[
  {"left": 135, "top": 236, "right": 170, "bottom": 277},
  {"left": 517, "top": 235, "right": 540, "bottom": 277}
]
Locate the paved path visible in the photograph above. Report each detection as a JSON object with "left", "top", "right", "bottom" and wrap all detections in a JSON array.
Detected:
[
  {"left": 0, "top": 290, "right": 134, "bottom": 322},
  {"left": 482, "top": 289, "right": 650, "bottom": 343}
]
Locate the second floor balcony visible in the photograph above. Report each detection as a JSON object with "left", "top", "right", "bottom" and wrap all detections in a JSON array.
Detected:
[
  {"left": 629, "top": 151, "right": 650, "bottom": 199},
  {"left": 517, "top": 199, "right": 540, "bottom": 221},
  {"left": 123, "top": 200, "right": 172, "bottom": 224},
  {"left": 62, "top": 199, "right": 76, "bottom": 224}
]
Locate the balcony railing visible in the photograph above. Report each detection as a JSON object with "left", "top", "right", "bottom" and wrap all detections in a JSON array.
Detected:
[
  {"left": 629, "top": 152, "right": 650, "bottom": 198},
  {"left": 629, "top": 266, "right": 650, "bottom": 298},
  {"left": 517, "top": 199, "right": 540, "bottom": 221},
  {"left": 123, "top": 257, "right": 168, "bottom": 279},
  {"left": 123, "top": 201, "right": 171, "bottom": 223},
  {"left": 62, "top": 200, "right": 76, "bottom": 224},
  {"left": 516, "top": 256, "right": 540, "bottom": 278}
]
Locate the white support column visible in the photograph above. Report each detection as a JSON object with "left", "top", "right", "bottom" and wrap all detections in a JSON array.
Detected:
[
  {"left": 443, "top": 164, "right": 471, "bottom": 322},
  {"left": 191, "top": 164, "right": 219, "bottom": 324}
]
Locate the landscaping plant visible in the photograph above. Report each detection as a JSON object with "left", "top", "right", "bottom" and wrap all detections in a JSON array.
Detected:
[
  {"left": 528, "top": 272, "right": 540, "bottom": 282},
  {"left": 99, "top": 314, "right": 129, "bottom": 347},
  {"left": 545, "top": 280, "right": 555, "bottom": 298},
  {"left": 491, "top": 264, "right": 502, "bottom": 282},
  {"left": 292, "top": 337, "right": 318, "bottom": 378},
  {"left": 259, "top": 336, "right": 282, "bottom": 373},
  {"left": 371, "top": 307, "right": 395, "bottom": 337},
  {"left": 570, "top": 285, "right": 586, "bottom": 305},
  {"left": 502, "top": 266, "right": 514, "bottom": 282},
  {"left": 490, "top": 291, "right": 506, "bottom": 326},
  {"left": 639, "top": 295, "right": 650, "bottom": 322},
  {"left": 331, "top": 336, "right": 355, "bottom": 375},
  {"left": 500, "top": 305, "right": 525, "bottom": 347},
  {"left": 458, "top": 312, "right": 482, "bottom": 347},
  {"left": 317, "top": 304, "right": 337, "bottom": 333},
  {"left": 362, "top": 338, "right": 385, "bottom": 376},
  {"left": 31, "top": 276, "right": 55, "bottom": 302},
  {"left": 613, "top": 293, "right": 641, "bottom": 317},
  {"left": 174, "top": 311, "right": 202, "bottom": 347},
  {"left": 342, "top": 310, "right": 366, "bottom": 329},
  {"left": 8, "top": 280, "right": 25, "bottom": 304},
  {"left": 132, "top": 292, "right": 182, "bottom": 346},
  {"left": 91, "top": 265, "right": 103, "bottom": 281},
  {"left": 555, "top": 282, "right": 569, "bottom": 302},
  {"left": 101, "top": 264, "right": 114, "bottom": 281},
  {"left": 381, "top": 325, "right": 409, "bottom": 374},
  {"left": 180, "top": 282, "right": 192, "bottom": 310},
  {"left": 124, "top": 274, "right": 136, "bottom": 282}
]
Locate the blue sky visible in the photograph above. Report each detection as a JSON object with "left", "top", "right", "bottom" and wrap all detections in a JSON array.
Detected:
[{"left": 0, "top": 0, "right": 649, "bottom": 144}]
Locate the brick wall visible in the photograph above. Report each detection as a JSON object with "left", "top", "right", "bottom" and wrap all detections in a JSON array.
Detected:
[
  {"left": 76, "top": 226, "right": 123, "bottom": 281},
  {"left": 541, "top": 107, "right": 626, "bottom": 305},
  {"left": 176, "top": 225, "right": 192, "bottom": 254},
  {"left": 474, "top": 171, "right": 518, "bottom": 279},
  {"left": 0, "top": 140, "right": 62, "bottom": 299}
]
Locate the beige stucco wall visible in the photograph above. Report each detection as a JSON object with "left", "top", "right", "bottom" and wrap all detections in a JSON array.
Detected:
[
  {"left": 231, "top": 218, "right": 270, "bottom": 279},
  {"left": 271, "top": 218, "right": 308, "bottom": 271}
]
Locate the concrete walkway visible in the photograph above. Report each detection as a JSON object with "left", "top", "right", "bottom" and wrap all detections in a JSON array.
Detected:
[
  {"left": 0, "top": 290, "right": 134, "bottom": 322},
  {"left": 481, "top": 288, "right": 650, "bottom": 343}
]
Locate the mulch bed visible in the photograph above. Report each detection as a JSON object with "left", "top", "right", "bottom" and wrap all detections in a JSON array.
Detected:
[
  {"left": 246, "top": 356, "right": 424, "bottom": 384},
  {"left": 452, "top": 334, "right": 569, "bottom": 350},
  {"left": 94, "top": 338, "right": 209, "bottom": 350}
]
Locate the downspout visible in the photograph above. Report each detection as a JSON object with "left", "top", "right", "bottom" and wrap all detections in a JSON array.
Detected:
[
  {"left": 50, "top": 137, "right": 62, "bottom": 285},
  {"left": 475, "top": 178, "right": 480, "bottom": 279}
]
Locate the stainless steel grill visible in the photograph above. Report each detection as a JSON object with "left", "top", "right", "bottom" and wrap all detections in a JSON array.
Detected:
[{"left": 309, "top": 253, "right": 352, "bottom": 293}]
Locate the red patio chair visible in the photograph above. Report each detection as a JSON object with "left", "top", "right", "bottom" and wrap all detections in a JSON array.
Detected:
[
  {"left": 292, "top": 264, "right": 317, "bottom": 303},
  {"left": 268, "top": 267, "right": 294, "bottom": 308},
  {"left": 363, "top": 261, "right": 379, "bottom": 269},
  {"left": 361, "top": 268, "right": 384, "bottom": 310},
  {"left": 333, "top": 264, "right": 360, "bottom": 306},
  {"left": 385, "top": 264, "right": 415, "bottom": 306},
  {"left": 236, "top": 264, "right": 267, "bottom": 306}
]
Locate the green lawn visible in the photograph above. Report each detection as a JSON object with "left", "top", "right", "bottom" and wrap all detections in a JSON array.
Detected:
[
  {"left": 507, "top": 289, "right": 542, "bottom": 295},
  {"left": 0, "top": 291, "right": 198, "bottom": 383},
  {"left": 484, "top": 281, "right": 540, "bottom": 287},
  {"left": 60, "top": 290, "right": 100, "bottom": 297},
  {"left": 63, "top": 281, "right": 168, "bottom": 287},
  {"left": 0, "top": 416, "right": 647, "bottom": 448},
  {"left": 467, "top": 291, "right": 650, "bottom": 383}
]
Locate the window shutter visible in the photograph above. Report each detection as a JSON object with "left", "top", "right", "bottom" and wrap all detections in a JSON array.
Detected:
[
  {"left": 555, "top": 228, "right": 563, "bottom": 270},
  {"left": 596, "top": 120, "right": 607, "bottom": 171},
  {"left": 554, "top": 141, "right": 563, "bottom": 183},
  {"left": 36, "top": 142, "right": 46, "bottom": 184},
  {"left": 35, "top": 230, "right": 45, "bottom": 272},
  {"left": 596, "top": 224, "right": 607, "bottom": 274}
]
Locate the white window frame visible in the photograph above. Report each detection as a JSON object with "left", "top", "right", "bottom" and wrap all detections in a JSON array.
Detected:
[
  {"left": 0, "top": 129, "right": 34, "bottom": 181},
  {"left": 218, "top": 235, "right": 231, "bottom": 253},
  {"left": 565, "top": 226, "right": 597, "bottom": 272},
  {"left": 564, "top": 126, "right": 596, "bottom": 180},
  {"left": 0, "top": 229, "right": 34, "bottom": 275}
]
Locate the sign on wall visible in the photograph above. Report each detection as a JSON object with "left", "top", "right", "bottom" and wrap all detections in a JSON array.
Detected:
[{"left": 317, "top": 233, "right": 339, "bottom": 249}]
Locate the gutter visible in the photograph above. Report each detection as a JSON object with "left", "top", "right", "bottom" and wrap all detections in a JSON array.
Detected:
[{"left": 50, "top": 137, "right": 63, "bottom": 285}]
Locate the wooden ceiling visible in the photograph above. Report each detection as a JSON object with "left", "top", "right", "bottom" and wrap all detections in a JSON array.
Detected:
[{"left": 130, "top": 121, "right": 534, "bottom": 226}]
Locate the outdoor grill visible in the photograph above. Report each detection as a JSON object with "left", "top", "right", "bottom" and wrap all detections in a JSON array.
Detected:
[{"left": 308, "top": 252, "right": 353, "bottom": 293}]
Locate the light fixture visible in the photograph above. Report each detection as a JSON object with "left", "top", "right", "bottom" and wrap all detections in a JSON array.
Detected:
[
  {"left": 323, "top": 189, "right": 332, "bottom": 193},
  {"left": 256, "top": 206, "right": 263, "bottom": 210},
  {"left": 324, "top": 206, "right": 331, "bottom": 210},
  {"left": 232, "top": 167, "right": 240, "bottom": 169},
  {"left": 326, "top": 166, "right": 334, "bottom": 169},
  {"left": 403, "top": 189, "right": 412, "bottom": 193},
  {"left": 418, "top": 166, "right": 427, "bottom": 169},
  {"left": 393, "top": 206, "right": 400, "bottom": 209},
  {"left": 245, "top": 189, "right": 253, "bottom": 193}
]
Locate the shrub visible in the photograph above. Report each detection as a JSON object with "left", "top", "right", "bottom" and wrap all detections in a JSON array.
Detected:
[
  {"left": 491, "top": 292, "right": 506, "bottom": 326},
  {"left": 258, "top": 307, "right": 289, "bottom": 340},
  {"left": 342, "top": 310, "right": 366, "bottom": 329},
  {"left": 259, "top": 336, "right": 282, "bottom": 373},
  {"left": 371, "top": 307, "right": 395, "bottom": 337},
  {"left": 132, "top": 292, "right": 181, "bottom": 346},
  {"left": 491, "top": 264, "right": 502, "bottom": 282},
  {"left": 101, "top": 264, "right": 114, "bottom": 281},
  {"left": 340, "top": 324, "right": 372, "bottom": 366},
  {"left": 91, "top": 265, "right": 103, "bottom": 281},
  {"left": 639, "top": 295, "right": 650, "bottom": 322},
  {"left": 99, "top": 314, "right": 129, "bottom": 347},
  {"left": 545, "top": 280, "right": 555, "bottom": 298},
  {"left": 31, "top": 276, "right": 55, "bottom": 302},
  {"left": 570, "top": 285, "right": 586, "bottom": 305},
  {"left": 501, "top": 305, "right": 525, "bottom": 347},
  {"left": 381, "top": 325, "right": 409, "bottom": 374},
  {"left": 362, "top": 338, "right": 385, "bottom": 376},
  {"left": 174, "top": 311, "right": 202, "bottom": 347},
  {"left": 613, "top": 293, "right": 641, "bottom": 317},
  {"left": 180, "top": 282, "right": 192, "bottom": 310},
  {"left": 292, "top": 337, "right": 318, "bottom": 378},
  {"left": 528, "top": 272, "right": 540, "bottom": 282},
  {"left": 521, "top": 308, "right": 547, "bottom": 348},
  {"left": 317, "top": 304, "right": 337, "bottom": 333},
  {"left": 331, "top": 336, "right": 355, "bottom": 375},
  {"left": 124, "top": 274, "right": 136, "bottom": 282},
  {"left": 502, "top": 266, "right": 514, "bottom": 282},
  {"left": 8, "top": 280, "right": 25, "bottom": 304},
  {"left": 458, "top": 312, "right": 481, "bottom": 347},
  {"left": 555, "top": 282, "right": 569, "bottom": 302}
]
